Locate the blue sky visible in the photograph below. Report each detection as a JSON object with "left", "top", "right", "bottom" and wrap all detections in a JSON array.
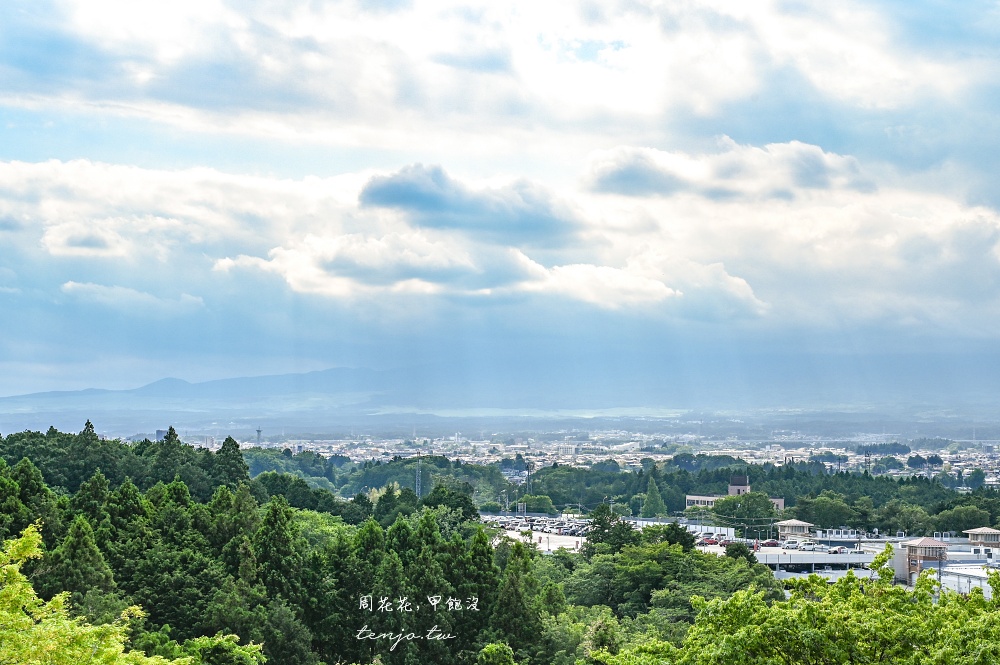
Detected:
[{"left": 2, "top": 0, "right": 1000, "bottom": 409}]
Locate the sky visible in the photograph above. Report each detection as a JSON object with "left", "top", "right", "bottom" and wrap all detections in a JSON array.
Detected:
[{"left": 3, "top": 0, "right": 1000, "bottom": 409}]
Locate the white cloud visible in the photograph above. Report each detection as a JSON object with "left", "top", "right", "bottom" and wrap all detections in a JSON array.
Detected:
[
  {"left": 0, "top": 159, "right": 369, "bottom": 263},
  {"left": 6, "top": 0, "right": 971, "bottom": 154},
  {"left": 526, "top": 263, "right": 678, "bottom": 308},
  {"left": 587, "top": 139, "right": 874, "bottom": 199},
  {"left": 1, "top": 148, "right": 1000, "bottom": 334},
  {"left": 726, "top": 1, "right": 966, "bottom": 108},
  {"left": 61, "top": 281, "right": 204, "bottom": 315},
  {"left": 41, "top": 219, "right": 132, "bottom": 257}
]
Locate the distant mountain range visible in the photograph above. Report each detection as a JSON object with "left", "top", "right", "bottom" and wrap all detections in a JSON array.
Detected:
[{"left": 3, "top": 356, "right": 1000, "bottom": 438}]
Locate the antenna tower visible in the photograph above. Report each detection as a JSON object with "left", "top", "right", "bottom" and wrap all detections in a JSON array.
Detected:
[
  {"left": 415, "top": 455, "right": 422, "bottom": 498},
  {"left": 256, "top": 427, "right": 262, "bottom": 446}
]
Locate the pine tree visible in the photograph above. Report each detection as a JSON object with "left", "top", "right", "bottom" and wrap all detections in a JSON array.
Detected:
[
  {"left": 39, "top": 515, "right": 116, "bottom": 603},
  {"left": 214, "top": 436, "right": 250, "bottom": 487},
  {"left": 0, "top": 460, "right": 30, "bottom": 541},
  {"left": 488, "top": 541, "right": 540, "bottom": 656},
  {"left": 71, "top": 469, "right": 111, "bottom": 531},
  {"left": 253, "top": 495, "right": 303, "bottom": 602},
  {"left": 0, "top": 524, "right": 258, "bottom": 665},
  {"left": 641, "top": 477, "right": 667, "bottom": 518}
]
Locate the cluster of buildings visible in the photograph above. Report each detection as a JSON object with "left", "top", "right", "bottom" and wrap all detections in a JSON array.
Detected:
[
  {"left": 684, "top": 475, "right": 785, "bottom": 511},
  {"left": 756, "top": 516, "right": 1000, "bottom": 597}
]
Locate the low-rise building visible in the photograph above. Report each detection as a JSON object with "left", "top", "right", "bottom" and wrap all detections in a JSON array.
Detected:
[
  {"left": 685, "top": 475, "right": 785, "bottom": 511},
  {"left": 963, "top": 526, "right": 1000, "bottom": 547},
  {"left": 775, "top": 519, "right": 814, "bottom": 540},
  {"left": 893, "top": 537, "right": 949, "bottom": 584}
]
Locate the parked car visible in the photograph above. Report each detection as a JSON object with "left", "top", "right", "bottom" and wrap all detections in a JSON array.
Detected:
[
  {"left": 761, "top": 539, "right": 780, "bottom": 547},
  {"left": 719, "top": 539, "right": 736, "bottom": 546},
  {"left": 827, "top": 546, "right": 849, "bottom": 554},
  {"left": 783, "top": 539, "right": 800, "bottom": 549},
  {"left": 697, "top": 538, "right": 719, "bottom": 546},
  {"left": 799, "top": 541, "right": 820, "bottom": 551}
]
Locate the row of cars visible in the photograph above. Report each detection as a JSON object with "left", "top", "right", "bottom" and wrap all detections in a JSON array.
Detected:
[
  {"left": 485, "top": 515, "right": 592, "bottom": 537},
  {"left": 694, "top": 534, "right": 854, "bottom": 554},
  {"left": 694, "top": 533, "right": 782, "bottom": 547},
  {"left": 783, "top": 539, "right": 852, "bottom": 554}
]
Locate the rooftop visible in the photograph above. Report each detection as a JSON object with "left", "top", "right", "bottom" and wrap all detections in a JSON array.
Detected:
[
  {"left": 776, "top": 519, "right": 814, "bottom": 527},
  {"left": 901, "top": 537, "right": 950, "bottom": 549}
]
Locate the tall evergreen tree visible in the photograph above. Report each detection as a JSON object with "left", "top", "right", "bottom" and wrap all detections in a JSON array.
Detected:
[
  {"left": 214, "top": 436, "right": 250, "bottom": 487},
  {"left": 0, "top": 460, "right": 30, "bottom": 541},
  {"left": 641, "top": 477, "right": 667, "bottom": 518},
  {"left": 488, "top": 541, "right": 541, "bottom": 657},
  {"left": 71, "top": 469, "right": 111, "bottom": 532},
  {"left": 253, "top": 495, "right": 303, "bottom": 602},
  {"left": 39, "top": 515, "right": 116, "bottom": 603}
]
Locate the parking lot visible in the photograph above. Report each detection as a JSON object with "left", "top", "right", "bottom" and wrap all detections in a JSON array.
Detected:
[{"left": 483, "top": 514, "right": 592, "bottom": 538}]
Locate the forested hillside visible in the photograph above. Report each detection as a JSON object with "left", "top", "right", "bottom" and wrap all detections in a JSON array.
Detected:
[
  {"left": 0, "top": 423, "right": 781, "bottom": 664},
  {"left": 6, "top": 423, "right": 1000, "bottom": 663}
]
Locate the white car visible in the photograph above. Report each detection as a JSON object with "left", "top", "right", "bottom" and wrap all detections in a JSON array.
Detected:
[{"left": 798, "top": 541, "right": 820, "bottom": 551}]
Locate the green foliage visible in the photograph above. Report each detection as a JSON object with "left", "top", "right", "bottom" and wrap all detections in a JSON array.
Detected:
[
  {"left": 584, "top": 504, "right": 639, "bottom": 557},
  {"left": 793, "top": 490, "right": 857, "bottom": 528},
  {"left": 640, "top": 522, "right": 695, "bottom": 551},
  {"left": 214, "top": 438, "right": 251, "bottom": 488},
  {"left": 489, "top": 541, "right": 542, "bottom": 655},
  {"left": 563, "top": 540, "right": 781, "bottom": 621},
  {"left": 632, "top": 546, "right": 1000, "bottom": 665},
  {"left": 477, "top": 642, "right": 515, "bottom": 665},
  {"left": 420, "top": 481, "right": 479, "bottom": 520},
  {"left": 38, "top": 515, "right": 117, "bottom": 602},
  {"left": 855, "top": 441, "right": 911, "bottom": 455},
  {"left": 723, "top": 542, "right": 756, "bottom": 564},
  {"left": 16, "top": 425, "right": 1000, "bottom": 665},
  {"left": 875, "top": 498, "right": 932, "bottom": 536},
  {"left": 640, "top": 478, "right": 666, "bottom": 518},
  {"left": 521, "top": 494, "right": 558, "bottom": 515},
  {"left": 935, "top": 504, "right": 991, "bottom": 533},
  {"left": 711, "top": 492, "right": 775, "bottom": 538},
  {"left": 0, "top": 524, "right": 263, "bottom": 665},
  {"left": 253, "top": 496, "right": 304, "bottom": 602}
]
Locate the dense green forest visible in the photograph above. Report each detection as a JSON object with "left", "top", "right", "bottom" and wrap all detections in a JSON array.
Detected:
[
  {"left": 5, "top": 423, "right": 1000, "bottom": 663},
  {"left": 0, "top": 424, "right": 778, "bottom": 664}
]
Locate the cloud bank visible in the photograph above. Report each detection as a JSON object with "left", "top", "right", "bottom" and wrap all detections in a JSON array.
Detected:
[{"left": 2, "top": 0, "right": 999, "bottom": 408}]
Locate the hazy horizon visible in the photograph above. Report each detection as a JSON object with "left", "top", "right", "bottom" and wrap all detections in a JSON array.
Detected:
[{"left": 3, "top": 2, "right": 1000, "bottom": 418}]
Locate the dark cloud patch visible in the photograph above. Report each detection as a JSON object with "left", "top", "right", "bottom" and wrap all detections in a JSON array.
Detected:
[
  {"left": 700, "top": 187, "right": 745, "bottom": 201},
  {"left": 357, "top": 0, "right": 413, "bottom": 13},
  {"left": 0, "top": 217, "right": 22, "bottom": 232},
  {"left": 591, "top": 143, "right": 876, "bottom": 200},
  {"left": 359, "top": 164, "right": 578, "bottom": 246},
  {"left": 145, "top": 39, "right": 328, "bottom": 114},
  {"left": 65, "top": 234, "right": 111, "bottom": 249},
  {"left": 787, "top": 145, "right": 876, "bottom": 192},
  {"left": 789, "top": 148, "right": 834, "bottom": 188},
  {"left": 0, "top": 15, "right": 124, "bottom": 92},
  {"left": 589, "top": 152, "right": 688, "bottom": 196},
  {"left": 321, "top": 251, "right": 534, "bottom": 291},
  {"left": 321, "top": 255, "right": 472, "bottom": 287},
  {"left": 432, "top": 49, "right": 512, "bottom": 73}
]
